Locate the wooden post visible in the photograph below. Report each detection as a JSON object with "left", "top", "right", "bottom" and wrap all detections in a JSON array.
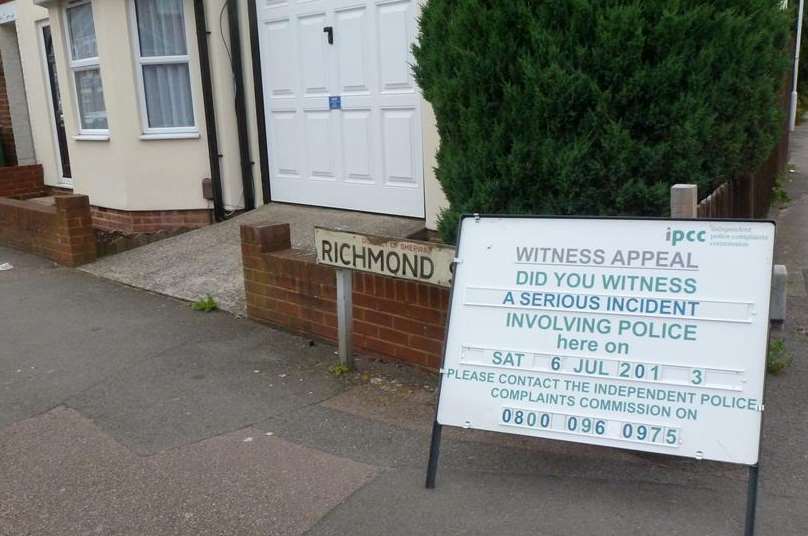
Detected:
[
  {"left": 336, "top": 269, "right": 354, "bottom": 369},
  {"left": 671, "top": 184, "right": 698, "bottom": 218}
]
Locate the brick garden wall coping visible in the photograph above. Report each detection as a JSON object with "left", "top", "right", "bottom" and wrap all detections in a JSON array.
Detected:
[{"left": 241, "top": 222, "right": 449, "bottom": 370}]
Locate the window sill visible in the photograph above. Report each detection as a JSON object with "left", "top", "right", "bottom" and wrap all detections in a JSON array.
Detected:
[
  {"left": 73, "top": 134, "right": 110, "bottom": 142},
  {"left": 139, "top": 132, "right": 200, "bottom": 141}
]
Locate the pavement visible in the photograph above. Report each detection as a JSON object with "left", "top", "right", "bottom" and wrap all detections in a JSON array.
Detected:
[
  {"left": 2, "top": 129, "right": 808, "bottom": 534},
  {"left": 79, "top": 202, "right": 424, "bottom": 317}
]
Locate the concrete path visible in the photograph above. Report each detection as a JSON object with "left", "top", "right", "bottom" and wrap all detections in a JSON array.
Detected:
[
  {"left": 80, "top": 203, "right": 423, "bottom": 317},
  {"left": 2, "top": 128, "right": 808, "bottom": 534}
]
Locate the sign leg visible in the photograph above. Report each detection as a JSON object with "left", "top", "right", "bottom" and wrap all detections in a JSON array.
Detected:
[
  {"left": 425, "top": 420, "right": 443, "bottom": 489},
  {"left": 744, "top": 464, "right": 760, "bottom": 536},
  {"left": 336, "top": 269, "right": 353, "bottom": 369}
]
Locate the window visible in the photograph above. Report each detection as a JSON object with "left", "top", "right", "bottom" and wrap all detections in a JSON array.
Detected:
[
  {"left": 132, "top": 0, "right": 195, "bottom": 134},
  {"left": 64, "top": 0, "right": 108, "bottom": 133}
]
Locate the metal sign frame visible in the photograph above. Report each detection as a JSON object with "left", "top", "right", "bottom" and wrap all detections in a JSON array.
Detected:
[{"left": 425, "top": 214, "right": 776, "bottom": 536}]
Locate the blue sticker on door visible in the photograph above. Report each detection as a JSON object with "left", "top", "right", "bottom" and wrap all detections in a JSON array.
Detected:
[{"left": 329, "top": 96, "right": 342, "bottom": 110}]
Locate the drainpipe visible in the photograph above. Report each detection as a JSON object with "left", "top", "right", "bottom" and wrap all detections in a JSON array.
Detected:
[
  {"left": 247, "top": 0, "right": 271, "bottom": 204},
  {"left": 193, "top": 0, "right": 225, "bottom": 221},
  {"left": 227, "top": 0, "right": 256, "bottom": 211}
]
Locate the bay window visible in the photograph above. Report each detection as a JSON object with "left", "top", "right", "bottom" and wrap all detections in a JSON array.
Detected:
[
  {"left": 65, "top": 0, "right": 108, "bottom": 133},
  {"left": 132, "top": 0, "right": 196, "bottom": 135}
]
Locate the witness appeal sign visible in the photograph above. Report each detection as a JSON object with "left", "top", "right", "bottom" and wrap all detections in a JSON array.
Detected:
[{"left": 437, "top": 216, "right": 775, "bottom": 465}]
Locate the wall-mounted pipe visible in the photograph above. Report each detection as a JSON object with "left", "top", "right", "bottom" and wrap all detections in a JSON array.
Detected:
[
  {"left": 193, "top": 0, "right": 225, "bottom": 221},
  {"left": 227, "top": 0, "right": 256, "bottom": 211},
  {"left": 247, "top": 0, "right": 271, "bottom": 204}
]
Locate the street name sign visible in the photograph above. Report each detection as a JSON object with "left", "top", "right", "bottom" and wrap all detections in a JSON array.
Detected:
[
  {"left": 315, "top": 227, "right": 456, "bottom": 287},
  {"left": 433, "top": 216, "right": 775, "bottom": 465}
]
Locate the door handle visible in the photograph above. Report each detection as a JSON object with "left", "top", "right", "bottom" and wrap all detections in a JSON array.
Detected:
[{"left": 323, "top": 26, "right": 333, "bottom": 45}]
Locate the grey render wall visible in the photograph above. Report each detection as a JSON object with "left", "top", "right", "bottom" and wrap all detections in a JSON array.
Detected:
[{"left": 0, "top": 23, "right": 35, "bottom": 165}]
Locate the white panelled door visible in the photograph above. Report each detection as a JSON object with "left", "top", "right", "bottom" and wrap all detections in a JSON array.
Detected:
[{"left": 257, "top": 0, "right": 425, "bottom": 218}]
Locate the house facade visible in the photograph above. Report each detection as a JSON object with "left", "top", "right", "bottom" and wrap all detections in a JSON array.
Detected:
[{"left": 0, "top": 0, "right": 446, "bottom": 233}]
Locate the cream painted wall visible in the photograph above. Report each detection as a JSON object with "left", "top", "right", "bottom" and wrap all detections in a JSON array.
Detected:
[
  {"left": 46, "top": 2, "right": 126, "bottom": 208},
  {"left": 205, "top": 0, "right": 262, "bottom": 211},
  {"left": 422, "top": 101, "right": 446, "bottom": 231},
  {"left": 414, "top": 1, "right": 447, "bottom": 231},
  {"left": 23, "top": 0, "right": 245, "bottom": 212},
  {"left": 15, "top": 1, "right": 59, "bottom": 185},
  {"left": 238, "top": 1, "right": 265, "bottom": 207},
  {"left": 58, "top": 0, "right": 212, "bottom": 210}
]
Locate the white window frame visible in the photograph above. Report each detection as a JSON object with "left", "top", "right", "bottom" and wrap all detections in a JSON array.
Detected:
[
  {"left": 129, "top": 0, "right": 198, "bottom": 138},
  {"left": 63, "top": 0, "right": 109, "bottom": 138}
]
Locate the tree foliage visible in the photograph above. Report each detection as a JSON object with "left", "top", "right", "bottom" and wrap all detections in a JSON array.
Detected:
[{"left": 413, "top": 0, "right": 792, "bottom": 242}]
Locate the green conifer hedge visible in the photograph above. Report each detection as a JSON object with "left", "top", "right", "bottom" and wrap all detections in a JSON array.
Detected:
[{"left": 413, "top": 1, "right": 792, "bottom": 242}]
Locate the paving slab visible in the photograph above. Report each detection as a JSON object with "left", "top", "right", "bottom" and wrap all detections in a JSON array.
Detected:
[
  {"left": 80, "top": 203, "right": 424, "bottom": 316},
  {"left": 0, "top": 246, "right": 352, "bottom": 455},
  {"left": 304, "top": 467, "right": 788, "bottom": 536},
  {"left": 760, "top": 123, "right": 808, "bottom": 502},
  {"left": 0, "top": 407, "right": 377, "bottom": 536},
  {"left": 261, "top": 382, "right": 750, "bottom": 490},
  {"left": 0, "top": 248, "right": 260, "bottom": 430},
  {"left": 67, "top": 329, "right": 348, "bottom": 455}
]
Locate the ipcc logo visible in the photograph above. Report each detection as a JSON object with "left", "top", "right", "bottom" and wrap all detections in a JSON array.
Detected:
[{"left": 666, "top": 227, "right": 706, "bottom": 246}]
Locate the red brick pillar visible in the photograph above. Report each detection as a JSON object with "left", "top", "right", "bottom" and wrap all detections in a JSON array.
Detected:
[{"left": 53, "top": 195, "right": 96, "bottom": 266}]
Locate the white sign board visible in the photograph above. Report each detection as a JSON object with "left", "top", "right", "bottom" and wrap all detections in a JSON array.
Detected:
[
  {"left": 315, "top": 227, "right": 456, "bottom": 287},
  {"left": 437, "top": 216, "right": 775, "bottom": 465}
]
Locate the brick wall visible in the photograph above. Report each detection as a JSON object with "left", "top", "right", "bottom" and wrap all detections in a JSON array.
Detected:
[
  {"left": 0, "top": 164, "right": 44, "bottom": 198},
  {"left": 0, "top": 194, "right": 96, "bottom": 266},
  {"left": 0, "top": 53, "right": 14, "bottom": 166},
  {"left": 241, "top": 223, "right": 449, "bottom": 370},
  {"left": 45, "top": 185, "right": 212, "bottom": 235},
  {"left": 91, "top": 206, "right": 211, "bottom": 234}
]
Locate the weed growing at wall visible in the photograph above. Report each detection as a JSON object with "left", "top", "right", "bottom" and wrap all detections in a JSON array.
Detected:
[
  {"left": 192, "top": 295, "right": 218, "bottom": 312},
  {"left": 767, "top": 338, "right": 792, "bottom": 374}
]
